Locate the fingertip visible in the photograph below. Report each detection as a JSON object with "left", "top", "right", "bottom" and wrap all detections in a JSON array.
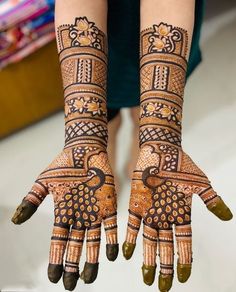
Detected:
[
  {"left": 48, "top": 263, "right": 63, "bottom": 283},
  {"left": 177, "top": 262, "right": 191, "bottom": 283},
  {"left": 11, "top": 215, "right": 21, "bottom": 225},
  {"left": 106, "top": 244, "right": 119, "bottom": 261},
  {"left": 82, "top": 262, "right": 99, "bottom": 284},
  {"left": 122, "top": 241, "right": 136, "bottom": 260},
  {"left": 221, "top": 209, "right": 233, "bottom": 221},
  {"left": 11, "top": 200, "right": 38, "bottom": 225},
  {"left": 207, "top": 198, "right": 233, "bottom": 221},
  {"left": 158, "top": 273, "right": 173, "bottom": 292},
  {"left": 142, "top": 264, "right": 156, "bottom": 286},
  {"left": 63, "top": 271, "right": 79, "bottom": 291}
]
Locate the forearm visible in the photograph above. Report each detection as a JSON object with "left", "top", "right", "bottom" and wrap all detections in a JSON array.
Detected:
[
  {"left": 55, "top": 0, "right": 108, "bottom": 149},
  {"left": 139, "top": 0, "right": 195, "bottom": 147}
]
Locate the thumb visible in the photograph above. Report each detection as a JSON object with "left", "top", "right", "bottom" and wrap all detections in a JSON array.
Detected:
[
  {"left": 11, "top": 181, "right": 48, "bottom": 225},
  {"left": 198, "top": 186, "right": 233, "bottom": 221}
]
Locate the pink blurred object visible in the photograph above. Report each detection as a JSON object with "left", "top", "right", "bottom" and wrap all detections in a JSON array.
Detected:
[{"left": 0, "top": 0, "right": 53, "bottom": 30}]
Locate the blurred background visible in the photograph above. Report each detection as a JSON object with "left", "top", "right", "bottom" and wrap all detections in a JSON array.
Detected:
[{"left": 0, "top": 0, "right": 236, "bottom": 291}]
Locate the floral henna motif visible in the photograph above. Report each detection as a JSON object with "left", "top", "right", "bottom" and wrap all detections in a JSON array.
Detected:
[
  {"left": 65, "top": 96, "right": 106, "bottom": 118},
  {"left": 11, "top": 17, "right": 118, "bottom": 291},
  {"left": 123, "top": 22, "right": 232, "bottom": 291},
  {"left": 140, "top": 102, "right": 182, "bottom": 127},
  {"left": 69, "top": 17, "right": 104, "bottom": 49},
  {"left": 144, "top": 22, "right": 188, "bottom": 56}
]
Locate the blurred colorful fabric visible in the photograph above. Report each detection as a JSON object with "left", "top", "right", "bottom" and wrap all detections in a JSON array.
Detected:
[{"left": 0, "top": 0, "right": 55, "bottom": 69}]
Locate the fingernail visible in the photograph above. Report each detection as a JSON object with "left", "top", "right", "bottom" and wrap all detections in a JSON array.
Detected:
[
  {"left": 82, "top": 262, "right": 99, "bottom": 284},
  {"left": 142, "top": 264, "right": 156, "bottom": 286},
  {"left": 122, "top": 241, "right": 136, "bottom": 260},
  {"left": 63, "top": 271, "right": 79, "bottom": 291},
  {"left": 177, "top": 262, "right": 191, "bottom": 283},
  {"left": 158, "top": 273, "right": 173, "bottom": 292},
  {"left": 106, "top": 244, "right": 119, "bottom": 261},
  {"left": 48, "top": 263, "right": 63, "bottom": 283},
  {"left": 207, "top": 198, "right": 233, "bottom": 221}
]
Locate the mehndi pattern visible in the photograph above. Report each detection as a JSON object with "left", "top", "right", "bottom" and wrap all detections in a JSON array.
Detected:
[
  {"left": 123, "top": 22, "right": 232, "bottom": 292},
  {"left": 12, "top": 17, "right": 118, "bottom": 291}
]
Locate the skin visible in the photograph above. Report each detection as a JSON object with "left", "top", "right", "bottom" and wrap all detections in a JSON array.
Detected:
[
  {"left": 10, "top": 1, "right": 233, "bottom": 291},
  {"left": 12, "top": 0, "right": 119, "bottom": 290},
  {"left": 123, "top": 1, "right": 233, "bottom": 291},
  {"left": 107, "top": 106, "right": 140, "bottom": 191}
]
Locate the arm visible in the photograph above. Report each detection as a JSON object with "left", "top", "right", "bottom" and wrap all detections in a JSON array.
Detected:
[
  {"left": 11, "top": 0, "right": 118, "bottom": 290},
  {"left": 123, "top": 0, "right": 233, "bottom": 291}
]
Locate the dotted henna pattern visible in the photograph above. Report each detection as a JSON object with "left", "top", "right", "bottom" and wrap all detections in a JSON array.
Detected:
[
  {"left": 54, "top": 183, "right": 100, "bottom": 228},
  {"left": 144, "top": 180, "right": 191, "bottom": 229}
]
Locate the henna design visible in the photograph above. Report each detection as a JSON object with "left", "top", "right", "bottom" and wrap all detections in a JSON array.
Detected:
[
  {"left": 12, "top": 17, "right": 118, "bottom": 291},
  {"left": 123, "top": 22, "right": 232, "bottom": 291},
  {"left": 65, "top": 96, "right": 106, "bottom": 118},
  {"left": 141, "top": 22, "right": 188, "bottom": 57},
  {"left": 139, "top": 127, "right": 182, "bottom": 146},
  {"left": 139, "top": 23, "right": 187, "bottom": 148},
  {"left": 65, "top": 121, "right": 108, "bottom": 148},
  {"left": 72, "top": 146, "right": 98, "bottom": 168},
  {"left": 140, "top": 102, "right": 181, "bottom": 126},
  {"left": 57, "top": 17, "right": 108, "bottom": 148},
  {"left": 69, "top": 17, "right": 104, "bottom": 49}
]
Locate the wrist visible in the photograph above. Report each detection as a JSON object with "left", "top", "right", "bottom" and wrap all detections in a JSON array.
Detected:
[
  {"left": 139, "top": 125, "right": 182, "bottom": 148},
  {"left": 139, "top": 23, "right": 188, "bottom": 149},
  {"left": 139, "top": 103, "right": 182, "bottom": 148},
  {"left": 64, "top": 93, "right": 108, "bottom": 148},
  {"left": 57, "top": 18, "right": 108, "bottom": 150},
  {"left": 64, "top": 118, "right": 108, "bottom": 149}
]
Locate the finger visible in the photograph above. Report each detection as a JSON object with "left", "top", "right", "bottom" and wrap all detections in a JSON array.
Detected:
[
  {"left": 123, "top": 210, "right": 142, "bottom": 260},
  {"left": 198, "top": 186, "right": 233, "bottom": 221},
  {"left": 142, "top": 224, "right": 158, "bottom": 286},
  {"left": 11, "top": 181, "right": 48, "bottom": 224},
  {"left": 158, "top": 229, "right": 174, "bottom": 292},
  {"left": 48, "top": 224, "right": 70, "bottom": 284},
  {"left": 103, "top": 213, "right": 119, "bottom": 261},
  {"left": 63, "top": 226, "right": 85, "bottom": 291},
  {"left": 81, "top": 224, "right": 101, "bottom": 284},
  {"left": 174, "top": 224, "right": 192, "bottom": 283},
  {"left": 11, "top": 199, "right": 38, "bottom": 225}
]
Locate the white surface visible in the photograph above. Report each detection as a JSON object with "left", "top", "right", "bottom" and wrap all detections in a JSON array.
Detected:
[{"left": 1, "top": 9, "right": 236, "bottom": 292}]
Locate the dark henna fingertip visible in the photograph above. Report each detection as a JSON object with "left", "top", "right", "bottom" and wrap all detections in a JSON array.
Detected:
[
  {"left": 82, "top": 262, "right": 99, "bottom": 284},
  {"left": 48, "top": 263, "right": 63, "bottom": 283},
  {"left": 106, "top": 243, "right": 119, "bottom": 261}
]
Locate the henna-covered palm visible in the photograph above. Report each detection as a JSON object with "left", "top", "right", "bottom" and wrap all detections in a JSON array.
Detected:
[
  {"left": 123, "top": 144, "right": 232, "bottom": 289},
  {"left": 12, "top": 146, "right": 118, "bottom": 287},
  {"left": 123, "top": 22, "right": 233, "bottom": 292},
  {"left": 12, "top": 17, "right": 118, "bottom": 291}
]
